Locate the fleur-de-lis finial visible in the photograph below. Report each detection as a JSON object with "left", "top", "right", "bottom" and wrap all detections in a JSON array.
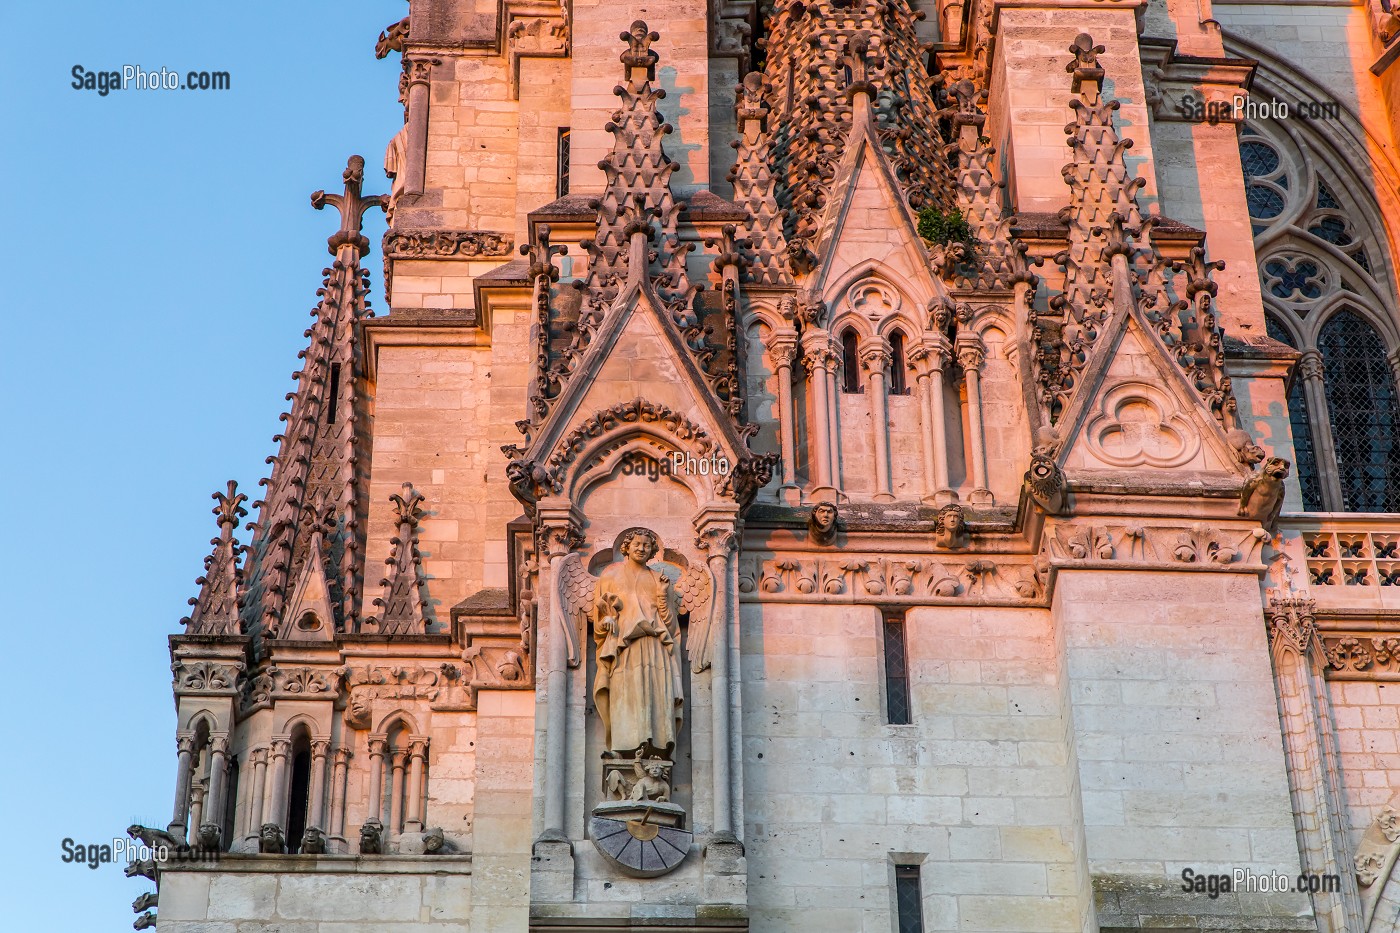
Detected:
[
  {"left": 310, "top": 155, "right": 389, "bottom": 257},
  {"left": 213, "top": 480, "right": 248, "bottom": 530}
]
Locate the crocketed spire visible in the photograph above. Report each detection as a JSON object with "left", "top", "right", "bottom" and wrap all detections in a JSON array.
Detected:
[
  {"left": 752, "top": 0, "right": 955, "bottom": 274},
  {"left": 238, "top": 156, "right": 385, "bottom": 639},
  {"left": 181, "top": 480, "right": 247, "bottom": 636}
]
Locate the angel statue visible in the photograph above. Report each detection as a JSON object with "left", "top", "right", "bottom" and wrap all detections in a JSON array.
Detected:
[{"left": 557, "top": 527, "right": 712, "bottom": 754}]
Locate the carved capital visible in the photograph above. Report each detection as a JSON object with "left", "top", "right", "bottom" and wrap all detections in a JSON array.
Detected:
[
  {"left": 209, "top": 734, "right": 231, "bottom": 756},
  {"left": 910, "top": 335, "right": 951, "bottom": 376},
  {"left": 310, "top": 739, "right": 332, "bottom": 760},
  {"left": 333, "top": 746, "right": 353, "bottom": 766},
  {"left": 696, "top": 526, "right": 738, "bottom": 559},
  {"left": 859, "top": 336, "right": 892, "bottom": 374},
  {"left": 409, "top": 738, "right": 430, "bottom": 760},
  {"left": 1298, "top": 349, "right": 1325, "bottom": 382},
  {"left": 270, "top": 738, "right": 291, "bottom": 759},
  {"left": 249, "top": 746, "right": 269, "bottom": 766},
  {"left": 1267, "top": 596, "right": 1322, "bottom": 661},
  {"left": 391, "top": 751, "right": 410, "bottom": 769},
  {"left": 764, "top": 330, "right": 800, "bottom": 369},
  {"left": 176, "top": 734, "right": 198, "bottom": 756},
  {"left": 367, "top": 738, "right": 389, "bottom": 758},
  {"left": 403, "top": 56, "right": 438, "bottom": 88},
  {"left": 956, "top": 333, "right": 987, "bottom": 371}
]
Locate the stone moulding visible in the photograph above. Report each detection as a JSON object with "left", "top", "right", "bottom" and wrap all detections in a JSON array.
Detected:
[
  {"left": 1041, "top": 520, "right": 1272, "bottom": 570},
  {"left": 737, "top": 552, "right": 1045, "bottom": 604},
  {"left": 1320, "top": 633, "right": 1400, "bottom": 680},
  {"left": 383, "top": 229, "right": 514, "bottom": 260}
]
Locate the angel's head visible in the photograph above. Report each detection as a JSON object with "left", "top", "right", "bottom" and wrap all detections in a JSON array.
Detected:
[{"left": 619, "top": 528, "right": 659, "bottom": 563}]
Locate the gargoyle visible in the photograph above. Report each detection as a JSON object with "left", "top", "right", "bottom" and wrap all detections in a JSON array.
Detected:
[
  {"left": 424, "top": 827, "right": 446, "bottom": 854},
  {"left": 127, "top": 824, "right": 183, "bottom": 852},
  {"left": 1024, "top": 452, "right": 1067, "bottom": 515},
  {"left": 258, "top": 822, "right": 285, "bottom": 854},
  {"left": 360, "top": 819, "right": 384, "bottom": 854},
  {"left": 196, "top": 823, "right": 221, "bottom": 850},
  {"left": 125, "top": 859, "right": 157, "bottom": 881},
  {"left": 1238, "top": 457, "right": 1290, "bottom": 534},
  {"left": 134, "top": 911, "right": 157, "bottom": 930},
  {"left": 132, "top": 892, "right": 158, "bottom": 913},
  {"left": 301, "top": 826, "right": 327, "bottom": 854}
]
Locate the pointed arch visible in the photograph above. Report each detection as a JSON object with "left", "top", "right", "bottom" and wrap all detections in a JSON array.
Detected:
[{"left": 1316, "top": 310, "right": 1400, "bottom": 512}]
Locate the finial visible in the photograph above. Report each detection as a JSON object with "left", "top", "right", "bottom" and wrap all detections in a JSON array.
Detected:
[
  {"left": 310, "top": 155, "right": 389, "bottom": 257},
  {"left": 214, "top": 480, "right": 249, "bottom": 530},
  {"left": 620, "top": 20, "right": 660, "bottom": 79},
  {"left": 1067, "top": 33, "right": 1106, "bottom": 95}
]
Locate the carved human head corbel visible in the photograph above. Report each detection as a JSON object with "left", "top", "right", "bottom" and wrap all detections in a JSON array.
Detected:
[
  {"left": 807, "top": 502, "right": 841, "bottom": 546},
  {"left": 934, "top": 503, "right": 971, "bottom": 550}
]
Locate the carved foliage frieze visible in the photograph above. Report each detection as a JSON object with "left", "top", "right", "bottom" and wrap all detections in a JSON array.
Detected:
[
  {"left": 1041, "top": 521, "right": 1271, "bottom": 569},
  {"left": 384, "top": 229, "right": 515, "bottom": 260},
  {"left": 1322, "top": 635, "right": 1400, "bottom": 679},
  {"left": 737, "top": 553, "right": 1044, "bottom": 603},
  {"left": 173, "top": 659, "right": 245, "bottom": 696}
]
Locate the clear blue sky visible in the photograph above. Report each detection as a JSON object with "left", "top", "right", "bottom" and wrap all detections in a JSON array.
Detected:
[{"left": 0, "top": 3, "right": 402, "bottom": 927}]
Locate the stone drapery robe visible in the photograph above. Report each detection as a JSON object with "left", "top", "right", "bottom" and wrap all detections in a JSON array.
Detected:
[{"left": 592, "top": 559, "right": 684, "bottom": 753}]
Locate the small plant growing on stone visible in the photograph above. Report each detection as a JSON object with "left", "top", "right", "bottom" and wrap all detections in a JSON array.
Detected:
[{"left": 916, "top": 206, "right": 976, "bottom": 249}]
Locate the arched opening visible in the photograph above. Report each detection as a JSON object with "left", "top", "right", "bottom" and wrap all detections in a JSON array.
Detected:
[
  {"left": 840, "top": 327, "right": 862, "bottom": 393},
  {"left": 1266, "top": 315, "right": 1323, "bottom": 510},
  {"left": 1318, "top": 310, "right": 1400, "bottom": 511},
  {"left": 221, "top": 757, "right": 239, "bottom": 851},
  {"left": 286, "top": 726, "right": 312, "bottom": 853},
  {"left": 888, "top": 330, "right": 910, "bottom": 396}
]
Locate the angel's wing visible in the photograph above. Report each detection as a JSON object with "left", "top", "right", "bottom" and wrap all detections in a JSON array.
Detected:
[
  {"left": 556, "top": 552, "right": 596, "bottom": 668},
  {"left": 678, "top": 563, "right": 715, "bottom": 673}
]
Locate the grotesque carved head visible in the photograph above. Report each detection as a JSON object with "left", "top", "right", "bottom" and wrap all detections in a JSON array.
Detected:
[
  {"left": 258, "top": 822, "right": 285, "bottom": 854},
  {"left": 808, "top": 502, "right": 840, "bottom": 546},
  {"left": 345, "top": 694, "right": 372, "bottom": 730},
  {"left": 1264, "top": 457, "right": 1291, "bottom": 480},
  {"left": 359, "top": 819, "right": 384, "bottom": 854}
]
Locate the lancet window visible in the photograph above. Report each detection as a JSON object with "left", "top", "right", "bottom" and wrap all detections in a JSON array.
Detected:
[{"left": 1240, "top": 127, "right": 1400, "bottom": 512}]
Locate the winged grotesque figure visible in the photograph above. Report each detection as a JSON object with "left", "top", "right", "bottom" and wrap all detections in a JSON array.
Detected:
[{"left": 556, "top": 528, "right": 713, "bottom": 754}]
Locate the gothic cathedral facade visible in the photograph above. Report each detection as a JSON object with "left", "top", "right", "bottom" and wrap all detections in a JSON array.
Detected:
[{"left": 139, "top": 0, "right": 1400, "bottom": 930}]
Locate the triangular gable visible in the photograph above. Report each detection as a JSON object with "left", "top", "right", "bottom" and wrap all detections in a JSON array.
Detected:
[
  {"left": 525, "top": 275, "right": 751, "bottom": 474},
  {"left": 808, "top": 127, "right": 942, "bottom": 304},
  {"left": 280, "top": 529, "right": 336, "bottom": 641},
  {"left": 1057, "top": 283, "right": 1243, "bottom": 475}
]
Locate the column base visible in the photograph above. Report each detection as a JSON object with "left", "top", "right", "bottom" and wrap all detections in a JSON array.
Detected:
[
  {"left": 925, "top": 489, "right": 959, "bottom": 506},
  {"left": 969, "top": 487, "right": 994, "bottom": 505},
  {"left": 807, "top": 486, "right": 842, "bottom": 503},
  {"left": 873, "top": 492, "right": 896, "bottom": 502},
  {"left": 778, "top": 484, "right": 802, "bottom": 506}
]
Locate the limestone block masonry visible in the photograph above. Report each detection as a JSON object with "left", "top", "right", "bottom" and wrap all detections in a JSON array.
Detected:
[{"left": 136, "top": 0, "right": 1400, "bottom": 930}]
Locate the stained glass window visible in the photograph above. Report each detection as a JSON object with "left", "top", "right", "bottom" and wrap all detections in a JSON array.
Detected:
[
  {"left": 1318, "top": 310, "right": 1400, "bottom": 511},
  {"left": 1267, "top": 316, "right": 1323, "bottom": 511}
]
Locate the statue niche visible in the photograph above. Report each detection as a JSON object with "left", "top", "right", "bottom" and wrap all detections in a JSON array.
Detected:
[
  {"left": 559, "top": 525, "right": 709, "bottom": 877},
  {"left": 592, "top": 528, "right": 684, "bottom": 757}
]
